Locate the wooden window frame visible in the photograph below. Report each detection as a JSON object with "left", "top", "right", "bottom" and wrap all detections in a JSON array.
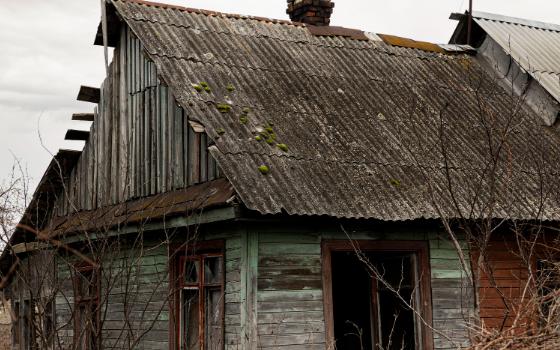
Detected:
[
  {"left": 170, "top": 240, "right": 225, "bottom": 350},
  {"left": 72, "top": 262, "right": 101, "bottom": 350},
  {"left": 322, "top": 240, "right": 434, "bottom": 350}
]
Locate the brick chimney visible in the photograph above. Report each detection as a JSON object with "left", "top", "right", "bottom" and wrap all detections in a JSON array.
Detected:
[{"left": 287, "top": 0, "right": 335, "bottom": 26}]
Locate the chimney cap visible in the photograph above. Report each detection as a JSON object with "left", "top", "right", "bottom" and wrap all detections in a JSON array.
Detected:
[{"left": 287, "top": 0, "right": 335, "bottom": 26}]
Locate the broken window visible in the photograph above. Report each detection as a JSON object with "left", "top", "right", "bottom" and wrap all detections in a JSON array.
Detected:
[
  {"left": 176, "top": 252, "right": 224, "bottom": 350},
  {"left": 325, "top": 241, "right": 432, "bottom": 350},
  {"left": 72, "top": 264, "right": 100, "bottom": 350}
]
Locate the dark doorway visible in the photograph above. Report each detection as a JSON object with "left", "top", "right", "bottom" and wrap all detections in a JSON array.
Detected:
[{"left": 331, "top": 251, "right": 420, "bottom": 350}]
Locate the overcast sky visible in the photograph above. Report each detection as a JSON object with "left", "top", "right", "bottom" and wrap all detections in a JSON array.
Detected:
[{"left": 1, "top": 0, "right": 560, "bottom": 192}]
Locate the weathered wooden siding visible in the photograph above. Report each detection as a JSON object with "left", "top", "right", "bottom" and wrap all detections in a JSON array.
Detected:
[
  {"left": 472, "top": 240, "right": 531, "bottom": 332},
  {"left": 237, "top": 225, "right": 474, "bottom": 350},
  {"left": 257, "top": 232, "right": 324, "bottom": 350},
  {"left": 15, "top": 223, "right": 473, "bottom": 350},
  {"left": 56, "top": 26, "right": 219, "bottom": 217},
  {"left": 54, "top": 238, "right": 169, "bottom": 350}
]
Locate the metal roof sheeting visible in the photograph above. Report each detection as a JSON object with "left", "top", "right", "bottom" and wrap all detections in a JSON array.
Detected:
[
  {"left": 472, "top": 12, "right": 560, "bottom": 103},
  {"left": 113, "top": 0, "right": 560, "bottom": 221}
]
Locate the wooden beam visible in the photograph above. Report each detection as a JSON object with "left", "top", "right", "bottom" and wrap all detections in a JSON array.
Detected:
[
  {"left": 93, "top": 2, "right": 121, "bottom": 47},
  {"left": 12, "top": 242, "right": 49, "bottom": 254},
  {"left": 72, "top": 113, "right": 95, "bottom": 121},
  {"left": 65, "top": 129, "right": 90, "bottom": 141},
  {"left": 77, "top": 86, "right": 101, "bottom": 104}
]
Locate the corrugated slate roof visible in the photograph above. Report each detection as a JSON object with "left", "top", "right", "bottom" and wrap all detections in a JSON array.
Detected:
[
  {"left": 112, "top": 0, "right": 560, "bottom": 221},
  {"left": 471, "top": 11, "right": 560, "bottom": 103}
]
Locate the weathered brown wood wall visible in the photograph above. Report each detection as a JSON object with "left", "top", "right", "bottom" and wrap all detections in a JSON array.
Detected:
[
  {"left": 472, "top": 240, "right": 532, "bottom": 331},
  {"left": 56, "top": 26, "right": 219, "bottom": 217}
]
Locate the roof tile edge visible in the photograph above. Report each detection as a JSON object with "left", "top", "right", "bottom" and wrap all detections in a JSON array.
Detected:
[{"left": 112, "top": 0, "right": 306, "bottom": 26}]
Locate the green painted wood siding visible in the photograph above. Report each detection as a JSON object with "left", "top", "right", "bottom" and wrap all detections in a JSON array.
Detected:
[
  {"left": 54, "top": 239, "right": 170, "bottom": 350},
  {"left": 246, "top": 227, "right": 473, "bottom": 350}
]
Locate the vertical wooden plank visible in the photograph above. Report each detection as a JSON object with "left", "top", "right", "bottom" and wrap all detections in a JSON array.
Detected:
[
  {"left": 111, "top": 59, "right": 119, "bottom": 204},
  {"left": 187, "top": 127, "right": 196, "bottom": 186},
  {"left": 119, "top": 26, "right": 128, "bottom": 203},
  {"left": 167, "top": 87, "right": 175, "bottom": 190},
  {"left": 200, "top": 133, "right": 208, "bottom": 183},
  {"left": 240, "top": 231, "right": 258, "bottom": 350},
  {"left": 207, "top": 137, "right": 216, "bottom": 181},
  {"left": 155, "top": 83, "right": 161, "bottom": 193},
  {"left": 88, "top": 120, "right": 95, "bottom": 210},
  {"left": 150, "top": 86, "right": 157, "bottom": 195},
  {"left": 183, "top": 109, "right": 191, "bottom": 187},
  {"left": 92, "top": 106, "right": 99, "bottom": 209},
  {"left": 173, "top": 96, "right": 184, "bottom": 189},
  {"left": 97, "top": 82, "right": 105, "bottom": 208},
  {"left": 160, "top": 85, "right": 168, "bottom": 193}
]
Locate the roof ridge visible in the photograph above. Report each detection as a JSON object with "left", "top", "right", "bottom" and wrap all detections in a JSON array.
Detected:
[
  {"left": 112, "top": 0, "right": 304, "bottom": 26},
  {"left": 473, "top": 11, "right": 560, "bottom": 32}
]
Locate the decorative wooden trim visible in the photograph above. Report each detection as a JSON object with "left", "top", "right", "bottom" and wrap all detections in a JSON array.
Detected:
[{"left": 321, "top": 240, "right": 434, "bottom": 350}]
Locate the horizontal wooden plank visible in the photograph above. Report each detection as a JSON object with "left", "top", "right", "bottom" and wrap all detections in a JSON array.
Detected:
[
  {"left": 65, "top": 129, "right": 90, "bottom": 141},
  {"left": 77, "top": 85, "right": 101, "bottom": 103},
  {"left": 72, "top": 113, "right": 95, "bottom": 121}
]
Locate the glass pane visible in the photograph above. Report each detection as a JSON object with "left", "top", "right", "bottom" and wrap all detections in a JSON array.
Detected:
[
  {"left": 183, "top": 259, "right": 200, "bottom": 285},
  {"left": 204, "top": 257, "right": 223, "bottom": 285},
  {"left": 181, "top": 289, "right": 200, "bottom": 350},
  {"left": 205, "top": 288, "right": 223, "bottom": 350}
]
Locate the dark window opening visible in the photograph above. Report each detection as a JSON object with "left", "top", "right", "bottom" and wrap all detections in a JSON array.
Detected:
[
  {"left": 331, "top": 251, "right": 421, "bottom": 350},
  {"left": 173, "top": 243, "right": 224, "bottom": 350}
]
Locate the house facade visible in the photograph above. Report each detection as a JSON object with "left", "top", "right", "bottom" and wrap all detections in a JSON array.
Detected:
[{"left": 3, "top": 1, "right": 560, "bottom": 350}]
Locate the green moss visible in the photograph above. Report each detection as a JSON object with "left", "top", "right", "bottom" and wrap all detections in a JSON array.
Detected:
[
  {"left": 227, "top": 83, "right": 235, "bottom": 92},
  {"left": 216, "top": 103, "right": 232, "bottom": 113},
  {"left": 204, "top": 86, "right": 212, "bottom": 93},
  {"left": 277, "top": 143, "right": 289, "bottom": 152},
  {"left": 216, "top": 128, "right": 225, "bottom": 135},
  {"left": 239, "top": 115, "right": 248, "bottom": 124},
  {"left": 200, "top": 81, "right": 209, "bottom": 88},
  {"left": 265, "top": 126, "right": 274, "bottom": 134},
  {"left": 193, "top": 84, "right": 203, "bottom": 92},
  {"left": 255, "top": 135, "right": 263, "bottom": 141},
  {"left": 390, "top": 179, "right": 401, "bottom": 187},
  {"left": 268, "top": 132, "right": 276, "bottom": 140},
  {"left": 258, "top": 165, "right": 270, "bottom": 175},
  {"left": 265, "top": 138, "right": 275, "bottom": 145}
]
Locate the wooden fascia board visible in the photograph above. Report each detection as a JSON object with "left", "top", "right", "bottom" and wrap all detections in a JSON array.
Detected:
[{"left": 60, "top": 206, "right": 239, "bottom": 245}]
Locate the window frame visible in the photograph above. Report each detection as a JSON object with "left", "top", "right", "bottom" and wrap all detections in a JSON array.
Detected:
[
  {"left": 72, "top": 262, "right": 101, "bottom": 350},
  {"left": 322, "top": 240, "right": 434, "bottom": 350},
  {"left": 170, "top": 240, "right": 225, "bottom": 350}
]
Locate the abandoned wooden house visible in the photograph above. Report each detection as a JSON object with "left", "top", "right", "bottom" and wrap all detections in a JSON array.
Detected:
[{"left": 3, "top": 1, "right": 560, "bottom": 349}]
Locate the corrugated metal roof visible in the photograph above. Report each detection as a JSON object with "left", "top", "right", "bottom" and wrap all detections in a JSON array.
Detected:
[
  {"left": 472, "top": 11, "right": 560, "bottom": 103},
  {"left": 112, "top": 0, "right": 560, "bottom": 221}
]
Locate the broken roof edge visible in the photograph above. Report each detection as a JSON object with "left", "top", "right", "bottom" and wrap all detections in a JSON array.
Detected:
[
  {"left": 451, "top": 11, "right": 560, "bottom": 33},
  {"left": 107, "top": 0, "right": 474, "bottom": 56},
  {"left": 111, "top": 0, "right": 305, "bottom": 26}
]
